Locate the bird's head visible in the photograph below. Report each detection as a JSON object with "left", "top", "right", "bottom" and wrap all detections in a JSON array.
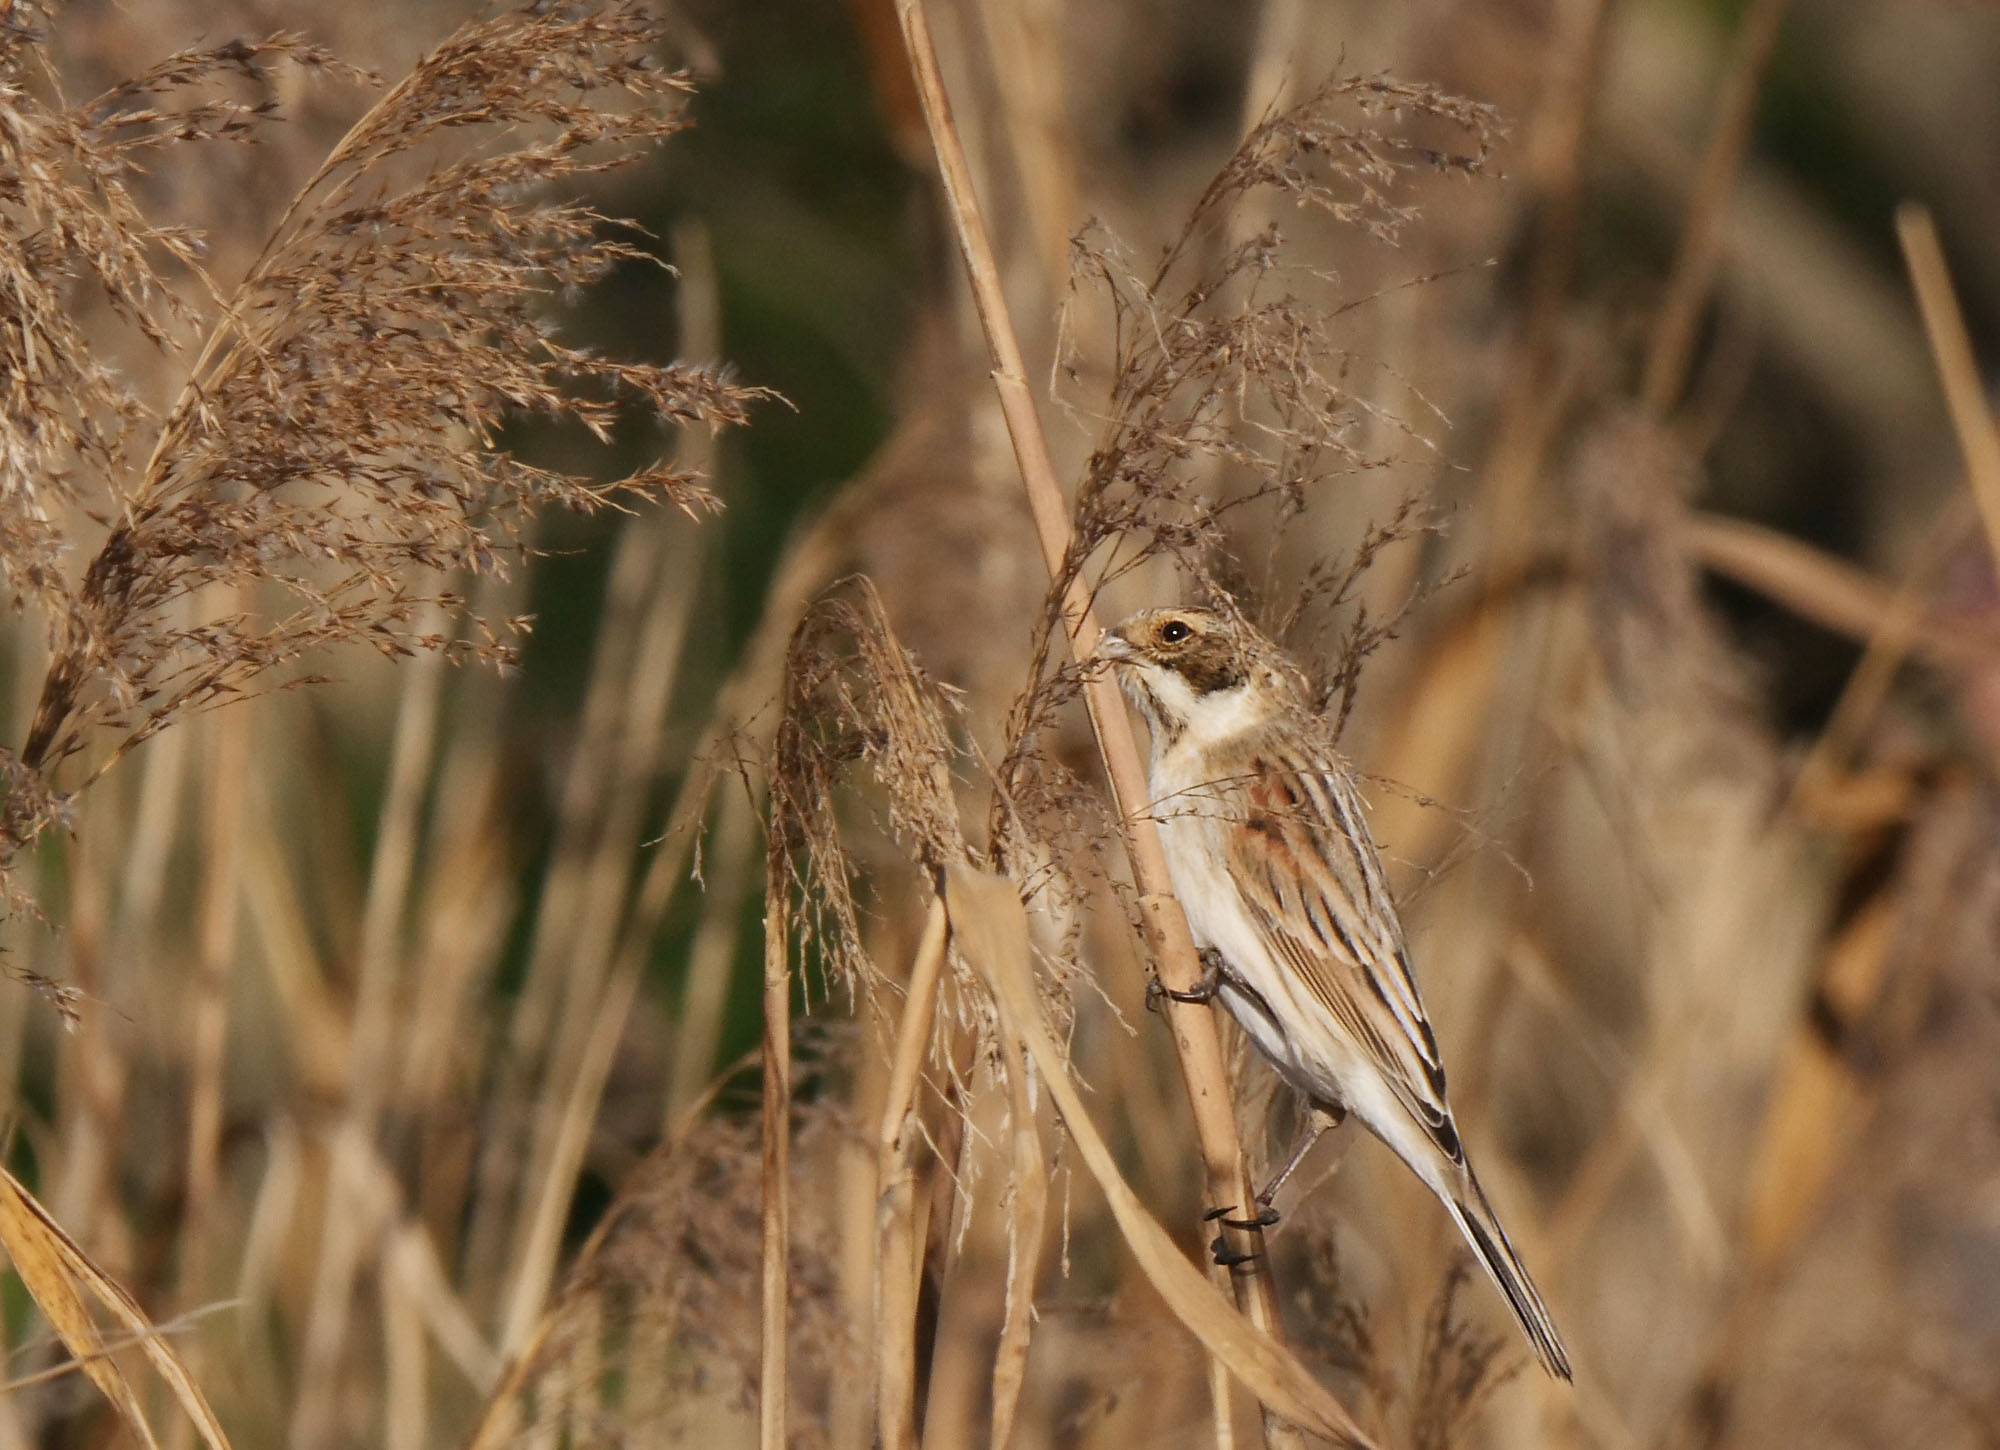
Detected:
[{"left": 1098, "top": 606, "right": 1292, "bottom": 752}]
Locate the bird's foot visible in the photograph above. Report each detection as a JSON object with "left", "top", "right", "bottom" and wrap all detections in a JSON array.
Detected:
[
  {"left": 1203, "top": 1201, "right": 1281, "bottom": 1232},
  {"left": 1203, "top": 1196, "right": 1279, "bottom": 1269},
  {"left": 1208, "top": 1233, "right": 1263, "bottom": 1269},
  {"left": 1146, "top": 947, "right": 1227, "bottom": 1013}
]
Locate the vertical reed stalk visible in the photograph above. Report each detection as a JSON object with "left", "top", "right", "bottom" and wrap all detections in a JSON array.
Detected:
[
  {"left": 891, "top": 2, "right": 1305, "bottom": 1441},
  {"left": 760, "top": 854, "right": 794, "bottom": 1450},
  {"left": 168, "top": 655, "right": 250, "bottom": 1450}
]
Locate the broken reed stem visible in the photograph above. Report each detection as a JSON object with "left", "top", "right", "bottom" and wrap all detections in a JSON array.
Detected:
[
  {"left": 889, "top": 0, "right": 1293, "bottom": 1425},
  {"left": 875, "top": 896, "right": 951, "bottom": 1450},
  {"left": 1897, "top": 203, "right": 2000, "bottom": 573},
  {"left": 1784, "top": 500, "right": 1970, "bottom": 820},
  {"left": 1686, "top": 509, "right": 2000, "bottom": 666},
  {"left": 1640, "top": 0, "right": 1790, "bottom": 417},
  {"left": 760, "top": 851, "right": 794, "bottom": 1450}
]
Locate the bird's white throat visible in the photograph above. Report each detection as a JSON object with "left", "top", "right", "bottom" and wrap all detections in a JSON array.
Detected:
[{"left": 1136, "top": 672, "right": 1272, "bottom": 776}]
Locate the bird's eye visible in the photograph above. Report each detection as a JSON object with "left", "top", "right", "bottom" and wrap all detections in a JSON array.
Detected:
[{"left": 1159, "top": 619, "right": 1191, "bottom": 644}]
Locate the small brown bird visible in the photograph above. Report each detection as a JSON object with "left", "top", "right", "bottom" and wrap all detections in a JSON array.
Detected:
[{"left": 1100, "top": 605, "right": 1573, "bottom": 1381}]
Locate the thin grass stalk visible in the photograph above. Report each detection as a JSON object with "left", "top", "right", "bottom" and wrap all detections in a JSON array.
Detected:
[
  {"left": 184, "top": 598, "right": 251, "bottom": 1218},
  {"left": 889, "top": 0, "right": 1292, "bottom": 1382},
  {"left": 240, "top": 821, "right": 349, "bottom": 1098},
  {"left": 501, "top": 523, "right": 663, "bottom": 1070},
  {"left": 53, "top": 828, "right": 114, "bottom": 1229},
  {"left": 116, "top": 665, "right": 192, "bottom": 926},
  {"left": 398, "top": 750, "right": 516, "bottom": 1125},
  {"left": 1482, "top": 0, "right": 1608, "bottom": 565},
  {"left": 1208, "top": 1352, "right": 1238, "bottom": 1450},
  {"left": 293, "top": 604, "right": 449, "bottom": 1450},
  {"left": 1640, "top": 0, "right": 1791, "bottom": 417},
  {"left": 167, "top": 660, "right": 250, "bottom": 1450},
  {"left": 499, "top": 525, "right": 702, "bottom": 1354},
  {"left": 1501, "top": 937, "right": 1726, "bottom": 1273},
  {"left": 760, "top": 853, "right": 794, "bottom": 1450},
  {"left": 0, "top": 1168, "right": 235, "bottom": 1450},
  {"left": 382, "top": 1248, "right": 428, "bottom": 1450},
  {"left": 497, "top": 894, "right": 651, "bottom": 1365},
  {"left": 972, "top": 0, "right": 1079, "bottom": 298},
  {"left": 1736, "top": 895, "right": 1895, "bottom": 1270},
  {"left": 236, "top": 1112, "right": 303, "bottom": 1331},
  {"left": 875, "top": 896, "right": 950, "bottom": 1450},
  {"left": 464, "top": 529, "right": 659, "bottom": 1308},
  {"left": 834, "top": 1029, "right": 890, "bottom": 1450},
  {"left": 665, "top": 783, "right": 758, "bottom": 1126},
  {"left": 1896, "top": 203, "right": 2000, "bottom": 571},
  {"left": 384, "top": 1223, "right": 499, "bottom": 1394}
]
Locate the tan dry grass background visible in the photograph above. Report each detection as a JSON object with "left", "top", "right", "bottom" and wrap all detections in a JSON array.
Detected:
[{"left": 2, "top": 1, "right": 2000, "bottom": 1449}]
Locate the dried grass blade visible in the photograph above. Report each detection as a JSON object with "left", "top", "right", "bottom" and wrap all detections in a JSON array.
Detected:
[
  {"left": 875, "top": 896, "right": 950, "bottom": 1450},
  {"left": 1896, "top": 203, "right": 2000, "bottom": 570},
  {"left": 0, "top": 1174, "right": 158, "bottom": 1450},
  {"left": 990, "top": 946, "right": 1049, "bottom": 1450},
  {"left": 1640, "top": 0, "right": 1790, "bottom": 415},
  {"left": 942, "top": 867, "right": 1375, "bottom": 1449},
  {"left": 0, "top": 1168, "right": 232, "bottom": 1450}
]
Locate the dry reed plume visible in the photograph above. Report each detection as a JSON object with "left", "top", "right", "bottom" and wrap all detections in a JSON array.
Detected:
[
  {"left": 0, "top": 0, "right": 759, "bottom": 882},
  {"left": 0, "top": 3, "right": 756, "bottom": 1446}
]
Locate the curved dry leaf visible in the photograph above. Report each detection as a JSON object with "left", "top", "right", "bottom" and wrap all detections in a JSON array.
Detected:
[
  {"left": 0, "top": 1167, "right": 232, "bottom": 1450},
  {"left": 941, "top": 865, "right": 1375, "bottom": 1450}
]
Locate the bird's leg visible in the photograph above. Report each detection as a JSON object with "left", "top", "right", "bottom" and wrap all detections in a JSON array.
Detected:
[
  {"left": 1145, "top": 946, "right": 1228, "bottom": 1013},
  {"left": 1204, "top": 1104, "right": 1344, "bottom": 1233},
  {"left": 1257, "top": 1104, "right": 1344, "bottom": 1209}
]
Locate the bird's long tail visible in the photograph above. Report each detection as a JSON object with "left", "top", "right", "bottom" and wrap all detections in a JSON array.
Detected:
[{"left": 1442, "top": 1169, "right": 1573, "bottom": 1381}]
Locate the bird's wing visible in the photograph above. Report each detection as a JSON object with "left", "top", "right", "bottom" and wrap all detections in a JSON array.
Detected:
[{"left": 1212, "top": 745, "right": 1465, "bottom": 1163}]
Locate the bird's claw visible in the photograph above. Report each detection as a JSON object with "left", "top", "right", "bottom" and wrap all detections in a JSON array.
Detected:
[
  {"left": 1202, "top": 1200, "right": 1280, "bottom": 1231},
  {"left": 1148, "top": 948, "right": 1227, "bottom": 1012},
  {"left": 1209, "top": 1234, "right": 1263, "bottom": 1269},
  {"left": 1222, "top": 1204, "right": 1281, "bottom": 1231}
]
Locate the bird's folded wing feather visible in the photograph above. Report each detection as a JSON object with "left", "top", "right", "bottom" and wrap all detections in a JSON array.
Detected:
[{"left": 1210, "top": 748, "right": 1464, "bottom": 1162}]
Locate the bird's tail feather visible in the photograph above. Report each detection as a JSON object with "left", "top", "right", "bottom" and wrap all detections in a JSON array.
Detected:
[{"left": 1442, "top": 1172, "right": 1573, "bottom": 1382}]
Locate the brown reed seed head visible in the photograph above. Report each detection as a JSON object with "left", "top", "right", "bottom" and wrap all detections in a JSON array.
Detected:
[{"left": 0, "top": 2, "right": 768, "bottom": 889}]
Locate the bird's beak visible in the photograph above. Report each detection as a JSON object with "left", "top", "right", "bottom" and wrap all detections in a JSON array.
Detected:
[{"left": 1094, "top": 627, "right": 1136, "bottom": 663}]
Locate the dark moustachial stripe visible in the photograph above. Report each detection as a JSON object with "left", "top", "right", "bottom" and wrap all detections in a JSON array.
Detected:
[{"left": 1134, "top": 679, "right": 1182, "bottom": 749}]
